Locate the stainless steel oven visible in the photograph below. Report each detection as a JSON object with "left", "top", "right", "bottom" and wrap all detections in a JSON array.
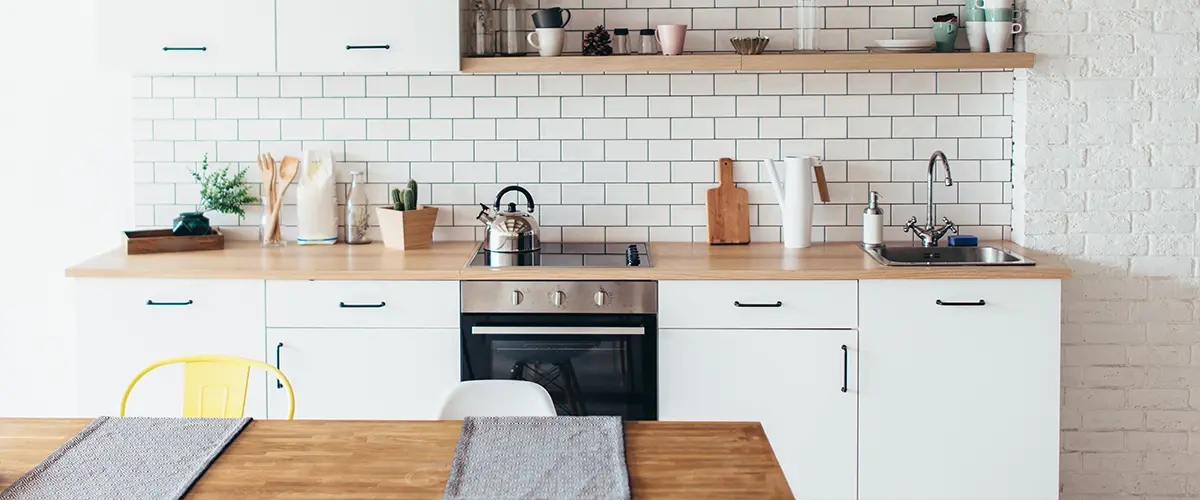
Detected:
[{"left": 460, "top": 281, "right": 657, "bottom": 420}]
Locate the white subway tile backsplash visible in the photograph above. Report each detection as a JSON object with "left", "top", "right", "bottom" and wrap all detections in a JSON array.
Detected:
[{"left": 132, "top": 2, "right": 1013, "bottom": 243}]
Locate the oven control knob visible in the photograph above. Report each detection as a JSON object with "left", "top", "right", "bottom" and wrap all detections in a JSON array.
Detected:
[
  {"left": 510, "top": 290, "right": 524, "bottom": 306},
  {"left": 594, "top": 291, "right": 611, "bottom": 307},
  {"left": 552, "top": 290, "right": 566, "bottom": 307}
]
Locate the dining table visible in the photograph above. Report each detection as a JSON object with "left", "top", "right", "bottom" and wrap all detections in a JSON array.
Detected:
[{"left": 0, "top": 418, "right": 793, "bottom": 499}]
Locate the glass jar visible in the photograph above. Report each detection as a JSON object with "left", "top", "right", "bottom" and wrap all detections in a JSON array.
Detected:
[
  {"left": 639, "top": 29, "right": 658, "bottom": 55},
  {"left": 468, "top": 0, "right": 496, "bottom": 57},
  {"left": 794, "top": 0, "right": 821, "bottom": 52},
  {"left": 613, "top": 28, "right": 630, "bottom": 55},
  {"left": 345, "top": 171, "right": 371, "bottom": 245},
  {"left": 262, "top": 197, "right": 283, "bottom": 247},
  {"left": 496, "top": 0, "right": 525, "bottom": 56}
]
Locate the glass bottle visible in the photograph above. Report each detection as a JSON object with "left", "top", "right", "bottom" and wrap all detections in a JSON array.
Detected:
[
  {"left": 794, "top": 0, "right": 821, "bottom": 52},
  {"left": 345, "top": 171, "right": 371, "bottom": 245},
  {"left": 613, "top": 28, "right": 630, "bottom": 55},
  {"left": 639, "top": 29, "right": 658, "bottom": 55},
  {"left": 496, "top": 0, "right": 525, "bottom": 56},
  {"left": 468, "top": 0, "right": 496, "bottom": 57}
]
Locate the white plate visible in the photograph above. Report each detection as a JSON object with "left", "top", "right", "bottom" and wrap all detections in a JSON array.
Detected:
[
  {"left": 874, "top": 39, "right": 936, "bottom": 49},
  {"left": 865, "top": 46, "right": 935, "bottom": 53}
]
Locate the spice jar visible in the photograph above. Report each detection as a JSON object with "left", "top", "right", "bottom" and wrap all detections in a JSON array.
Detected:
[
  {"left": 613, "top": 28, "right": 630, "bottom": 55},
  {"left": 639, "top": 28, "right": 657, "bottom": 55}
]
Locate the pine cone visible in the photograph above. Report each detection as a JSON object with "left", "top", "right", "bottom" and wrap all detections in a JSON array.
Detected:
[{"left": 583, "top": 25, "right": 614, "bottom": 56}]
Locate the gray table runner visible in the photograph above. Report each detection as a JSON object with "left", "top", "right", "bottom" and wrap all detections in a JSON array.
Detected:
[
  {"left": 443, "top": 416, "right": 632, "bottom": 500},
  {"left": 0, "top": 416, "right": 251, "bottom": 500}
]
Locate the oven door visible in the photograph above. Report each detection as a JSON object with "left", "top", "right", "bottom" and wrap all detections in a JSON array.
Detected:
[{"left": 460, "top": 313, "right": 657, "bottom": 420}]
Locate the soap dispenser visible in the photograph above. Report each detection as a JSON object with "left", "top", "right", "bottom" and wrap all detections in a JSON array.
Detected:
[{"left": 862, "top": 191, "right": 883, "bottom": 248}]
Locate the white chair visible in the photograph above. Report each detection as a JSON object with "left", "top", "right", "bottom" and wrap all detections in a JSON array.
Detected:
[{"left": 438, "top": 380, "right": 557, "bottom": 419}]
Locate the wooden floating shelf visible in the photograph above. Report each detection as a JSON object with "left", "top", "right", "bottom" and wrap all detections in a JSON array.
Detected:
[{"left": 461, "top": 52, "right": 1035, "bottom": 74}]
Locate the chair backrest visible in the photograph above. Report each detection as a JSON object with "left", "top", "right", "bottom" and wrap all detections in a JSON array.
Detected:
[
  {"left": 121, "top": 355, "right": 295, "bottom": 419},
  {"left": 438, "top": 380, "right": 557, "bottom": 419}
]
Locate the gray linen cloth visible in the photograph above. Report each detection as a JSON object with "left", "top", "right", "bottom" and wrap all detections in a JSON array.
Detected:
[
  {"left": 0, "top": 416, "right": 251, "bottom": 500},
  {"left": 443, "top": 416, "right": 632, "bottom": 500}
]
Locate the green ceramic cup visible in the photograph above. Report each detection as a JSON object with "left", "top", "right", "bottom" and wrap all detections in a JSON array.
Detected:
[
  {"left": 965, "top": 0, "right": 986, "bottom": 21},
  {"left": 933, "top": 22, "right": 959, "bottom": 52},
  {"left": 983, "top": 8, "right": 1017, "bottom": 22}
]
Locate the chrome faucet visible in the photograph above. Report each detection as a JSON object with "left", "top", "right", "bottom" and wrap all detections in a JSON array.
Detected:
[{"left": 905, "top": 151, "right": 958, "bottom": 247}]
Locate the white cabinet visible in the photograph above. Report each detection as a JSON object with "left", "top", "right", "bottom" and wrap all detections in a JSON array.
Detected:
[
  {"left": 266, "top": 328, "right": 460, "bottom": 420},
  {"left": 113, "top": 0, "right": 276, "bottom": 74},
  {"left": 660, "top": 329, "right": 858, "bottom": 500},
  {"left": 858, "top": 279, "right": 1061, "bottom": 500},
  {"left": 660, "top": 280, "right": 858, "bottom": 330},
  {"left": 276, "top": 0, "right": 460, "bottom": 73},
  {"left": 75, "top": 279, "right": 267, "bottom": 417}
]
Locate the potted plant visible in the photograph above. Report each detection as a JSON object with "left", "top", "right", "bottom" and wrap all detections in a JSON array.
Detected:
[
  {"left": 376, "top": 179, "right": 438, "bottom": 250},
  {"left": 174, "top": 154, "right": 258, "bottom": 236}
]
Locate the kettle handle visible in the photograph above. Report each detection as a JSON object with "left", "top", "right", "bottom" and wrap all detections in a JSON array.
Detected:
[{"left": 493, "top": 185, "right": 536, "bottom": 212}]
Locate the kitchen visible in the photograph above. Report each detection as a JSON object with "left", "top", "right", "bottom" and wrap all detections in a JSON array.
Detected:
[{"left": 0, "top": 0, "right": 1193, "bottom": 499}]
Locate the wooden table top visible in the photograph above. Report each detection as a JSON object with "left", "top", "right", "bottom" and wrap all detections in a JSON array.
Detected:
[
  {"left": 0, "top": 419, "right": 794, "bottom": 499},
  {"left": 66, "top": 240, "right": 1070, "bottom": 281}
]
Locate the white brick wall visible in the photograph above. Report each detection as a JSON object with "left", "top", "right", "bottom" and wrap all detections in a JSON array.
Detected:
[{"left": 1013, "top": 0, "right": 1200, "bottom": 497}]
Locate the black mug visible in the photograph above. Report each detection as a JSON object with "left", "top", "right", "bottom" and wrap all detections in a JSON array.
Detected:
[{"left": 532, "top": 7, "right": 571, "bottom": 28}]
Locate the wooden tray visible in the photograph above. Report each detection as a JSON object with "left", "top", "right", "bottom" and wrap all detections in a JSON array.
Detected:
[{"left": 124, "top": 229, "right": 225, "bottom": 255}]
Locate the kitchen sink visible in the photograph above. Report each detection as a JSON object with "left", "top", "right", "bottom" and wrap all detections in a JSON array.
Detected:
[{"left": 862, "top": 245, "right": 1036, "bottom": 266}]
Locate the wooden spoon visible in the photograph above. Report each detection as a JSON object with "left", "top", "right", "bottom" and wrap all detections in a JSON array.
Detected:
[{"left": 269, "top": 156, "right": 301, "bottom": 241}]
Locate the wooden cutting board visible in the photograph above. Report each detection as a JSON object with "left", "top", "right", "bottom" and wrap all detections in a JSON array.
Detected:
[{"left": 706, "top": 158, "right": 750, "bottom": 245}]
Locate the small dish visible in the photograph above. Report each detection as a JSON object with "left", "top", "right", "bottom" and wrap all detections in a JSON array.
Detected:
[
  {"left": 873, "top": 39, "right": 936, "bottom": 49},
  {"left": 730, "top": 36, "right": 771, "bottom": 55},
  {"left": 865, "top": 45, "right": 936, "bottom": 53}
]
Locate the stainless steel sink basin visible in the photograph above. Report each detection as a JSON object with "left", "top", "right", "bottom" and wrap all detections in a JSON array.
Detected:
[{"left": 862, "top": 245, "right": 1035, "bottom": 266}]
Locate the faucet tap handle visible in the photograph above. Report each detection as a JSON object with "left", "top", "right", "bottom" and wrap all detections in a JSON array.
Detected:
[
  {"left": 941, "top": 217, "right": 959, "bottom": 235},
  {"left": 903, "top": 216, "right": 919, "bottom": 233}
]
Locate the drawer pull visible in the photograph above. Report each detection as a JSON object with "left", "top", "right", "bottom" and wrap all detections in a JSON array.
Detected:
[
  {"left": 275, "top": 342, "right": 284, "bottom": 389},
  {"left": 840, "top": 345, "right": 849, "bottom": 393},
  {"left": 936, "top": 299, "right": 986, "bottom": 307},
  {"left": 733, "top": 301, "right": 783, "bottom": 308},
  {"left": 339, "top": 301, "right": 387, "bottom": 309},
  {"left": 146, "top": 299, "right": 193, "bottom": 306},
  {"left": 162, "top": 46, "right": 207, "bottom": 52},
  {"left": 346, "top": 44, "right": 391, "bottom": 50}
]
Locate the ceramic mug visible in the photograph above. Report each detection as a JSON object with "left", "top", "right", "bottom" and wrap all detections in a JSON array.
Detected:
[
  {"left": 932, "top": 22, "right": 959, "bottom": 52},
  {"left": 527, "top": 28, "right": 566, "bottom": 57},
  {"left": 656, "top": 24, "right": 688, "bottom": 56},
  {"left": 974, "top": 0, "right": 1013, "bottom": 8},
  {"left": 532, "top": 7, "right": 571, "bottom": 28},
  {"left": 985, "top": 21, "right": 1022, "bottom": 52},
  {"left": 983, "top": 8, "right": 1019, "bottom": 21},
  {"left": 964, "top": 1, "right": 986, "bottom": 22},
  {"left": 965, "top": 21, "right": 988, "bottom": 52}
]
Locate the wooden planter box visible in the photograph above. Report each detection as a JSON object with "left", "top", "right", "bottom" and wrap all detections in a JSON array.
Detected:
[
  {"left": 376, "top": 206, "right": 438, "bottom": 250},
  {"left": 124, "top": 229, "right": 224, "bottom": 255}
]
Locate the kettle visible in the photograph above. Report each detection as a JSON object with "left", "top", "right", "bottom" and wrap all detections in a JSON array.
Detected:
[{"left": 477, "top": 185, "right": 541, "bottom": 253}]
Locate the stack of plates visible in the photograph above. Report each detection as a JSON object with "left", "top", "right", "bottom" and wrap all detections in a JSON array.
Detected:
[{"left": 866, "top": 39, "right": 936, "bottom": 53}]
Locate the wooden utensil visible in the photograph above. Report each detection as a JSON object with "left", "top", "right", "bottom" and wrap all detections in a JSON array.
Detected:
[
  {"left": 706, "top": 158, "right": 751, "bottom": 245},
  {"left": 268, "top": 156, "right": 300, "bottom": 241},
  {"left": 814, "top": 164, "right": 831, "bottom": 203}
]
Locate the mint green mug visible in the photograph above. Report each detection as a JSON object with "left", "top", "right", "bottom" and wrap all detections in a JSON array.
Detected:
[
  {"left": 983, "top": 8, "right": 1018, "bottom": 21},
  {"left": 932, "top": 22, "right": 959, "bottom": 52}
]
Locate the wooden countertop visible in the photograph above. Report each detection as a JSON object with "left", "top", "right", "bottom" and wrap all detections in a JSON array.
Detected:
[
  {"left": 66, "top": 240, "right": 1071, "bottom": 280},
  {"left": 0, "top": 418, "right": 793, "bottom": 499}
]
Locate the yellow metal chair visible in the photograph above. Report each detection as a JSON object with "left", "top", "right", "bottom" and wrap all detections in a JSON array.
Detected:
[{"left": 120, "top": 355, "right": 295, "bottom": 419}]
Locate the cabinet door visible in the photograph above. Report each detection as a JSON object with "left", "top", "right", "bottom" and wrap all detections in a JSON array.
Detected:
[
  {"left": 277, "top": 0, "right": 460, "bottom": 73},
  {"left": 266, "top": 328, "right": 460, "bottom": 420},
  {"left": 859, "top": 279, "right": 1060, "bottom": 500},
  {"left": 115, "top": 0, "right": 276, "bottom": 74},
  {"left": 75, "top": 279, "right": 267, "bottom": 417},
  {"left": 660, "top": 329, "right": 858, "bottom": 499}
]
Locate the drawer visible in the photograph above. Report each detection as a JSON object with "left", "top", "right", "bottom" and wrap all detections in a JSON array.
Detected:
[
  {"left": 860, "top": 279, "right": 1060, "bottom": 326},
  {"left": 659, "top": 281, "right": 858, "bottom": 329},
  {"left": 266, "top": 281, "right": 459, "bottom": 328}
]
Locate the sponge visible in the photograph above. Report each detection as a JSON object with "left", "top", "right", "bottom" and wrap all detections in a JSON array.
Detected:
[{"left": 948, "top": 235, "right": 978, "bottom": 247}]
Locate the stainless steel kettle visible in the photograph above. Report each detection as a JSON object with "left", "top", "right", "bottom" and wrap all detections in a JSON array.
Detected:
[{"left": 477, "top": 185, "right": 540, "bottom": 253}]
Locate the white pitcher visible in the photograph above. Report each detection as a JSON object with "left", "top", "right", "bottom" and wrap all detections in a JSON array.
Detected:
[{"left": 764, "top": 156, "right": 817, "bottom": 249}]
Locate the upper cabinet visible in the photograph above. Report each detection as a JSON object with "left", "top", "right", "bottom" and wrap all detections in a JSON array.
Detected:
[
  {"left": 116, "top": 0, "right": 277, "bottom": 74},
  {"left": 276, "top": 0, "right": 460, "bottom": 74}
]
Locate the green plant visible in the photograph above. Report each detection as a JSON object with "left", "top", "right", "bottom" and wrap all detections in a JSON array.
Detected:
[
  {"left": 189, "top": 154, "right": 258, "bottom": 218},
  {"left": 390, "top": 180, "right": 419, "bottom": 211}
]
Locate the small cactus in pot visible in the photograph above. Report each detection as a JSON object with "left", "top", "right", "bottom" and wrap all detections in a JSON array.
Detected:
[
  {"left": 378, "top": 179, "right": 436, "bottom": 250},
  {"left": 389, "top": 179, "right": 420, "bottom": 211}
]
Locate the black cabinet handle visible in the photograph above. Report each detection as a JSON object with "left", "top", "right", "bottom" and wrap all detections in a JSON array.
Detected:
[
  {"left": 275, "top": 342, "right": 284, "bottom": 389},
  {"left": 146, "top": 299, "right": 193, "bottom": 306},
  {"left": 936, "top": 299, "right": 986, "bottom": 307},
  {"left": 339, "top": 301, "right": 386, "bottom": 308},
  {"left": 733, "top": 301, "right": 783, "bottom": 308},
  {"left": 162, "top": 46, "right": 207, "bottom": 52},
  {"left": 346, "top": 44, "right": 391, "bottom": 50},
  {"left": 841, "top": 345, "right": 849, "bottom": 393}
]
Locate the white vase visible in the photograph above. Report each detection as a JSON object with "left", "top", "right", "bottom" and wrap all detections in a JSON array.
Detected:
[{"left": 765, "top": 156, "right": 816, "bottom": 249}]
